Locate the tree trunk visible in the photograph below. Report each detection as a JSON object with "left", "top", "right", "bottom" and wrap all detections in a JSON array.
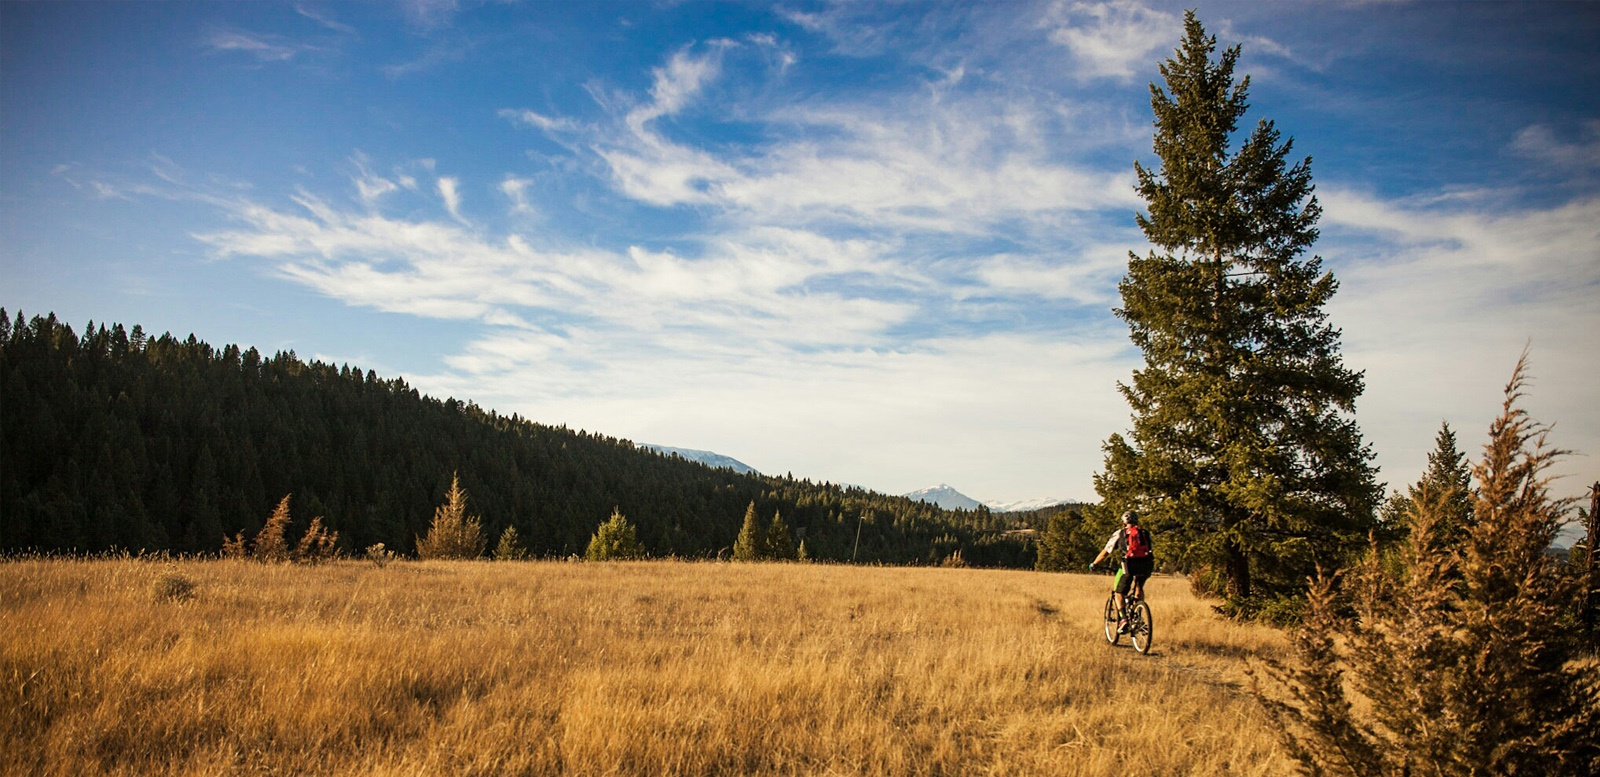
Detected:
[
  {"left": 1585, "top": 482, "right": 1599, "bottom": 635},
  {"left": 1225, "top": 540, "right": 1251, "bottom": 602}
]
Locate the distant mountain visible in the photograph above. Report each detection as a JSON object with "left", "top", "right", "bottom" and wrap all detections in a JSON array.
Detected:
[
  {"left": 903, "top": 486, "right": 1077, "bottom": 514},
  {"left": 987, "top": 497, "right": 1075, "bottom": 513},
  {"left": 640, "top": 445, "right": 759, "bottom": 475},
  {"left": 903, "top": 484, "right": 985, "bottom": 512},
  {"left": 1553, "top": 522, "right": 1586, "bottom": 551}
]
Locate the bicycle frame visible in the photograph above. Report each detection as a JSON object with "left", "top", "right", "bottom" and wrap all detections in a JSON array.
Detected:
[{"left": 1102, "top": 587, "right": 1153, "bottom": 655}]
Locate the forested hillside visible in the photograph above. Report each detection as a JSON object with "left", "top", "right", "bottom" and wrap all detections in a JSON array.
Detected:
[{"left": 1, "top": 310, "right": 1030, "bottom": 565}]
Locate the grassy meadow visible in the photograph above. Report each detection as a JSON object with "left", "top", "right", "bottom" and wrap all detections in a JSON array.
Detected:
[{"left": 2, "top": 558, "right": 1292, "bottom": 776}]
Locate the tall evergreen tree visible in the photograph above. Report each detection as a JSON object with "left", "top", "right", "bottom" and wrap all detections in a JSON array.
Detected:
[
  {"left": 1034, "top": 509, "right": 1092, "bottom": 573},
  {"left": 1095, "top": 12, "right": 1379, "bottom": 611}
]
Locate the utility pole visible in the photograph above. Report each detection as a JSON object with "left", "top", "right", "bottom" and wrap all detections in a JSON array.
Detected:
[{"left": 852, "top": 511, "right": 866, "bottom": 563}]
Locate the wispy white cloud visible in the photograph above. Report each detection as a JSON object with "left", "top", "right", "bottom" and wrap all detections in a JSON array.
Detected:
[
  {"left": 701, "top": 100, "right": 1140, "bottom": 229},
  {"left": 631, "top": 45, "right": 724, "bottom": 130},
  {"left": 778, "top": 5, "right": 900, "bottom": 58},
  {"left": 173, "top": 7, "right": 1596, "bottom": 505},
  {"left": 1511, "top": 120, "right": 1600, "bottom": 172},
  {"left": 381, "top": 35, "right": 474, "bottom": 78},
  {"left": 191, "top": 31, "right": 1158, "bottom": 498},
  {"left": 1322, "top": 188, "right": 1600, "bottom": 494},
  {"left": 746, "top": 31, "right": 799, "bottom": 73},
  {"left": 499, "top": 175, "right": 535, "bottom": 215},
  {"left": 1041, "top": 0, "right": 1180, "bottom": 80},
  {"left": 400, "top": 0, "right": 460, "bottom": 31},
  {"left": 203, "top": 28, "right": 317, "bottom": 63},
  {"left": 498, "top": 108, "right": 576, "bottom": 134},
  {"left": 572, "top": 44, "right": 745, "bottom": 207},
  {"left": 194, "top": 187, "right": 923, "bottom": 353},
  {"left": 560, "top": 47, "right": 1137, "bottom": 231},
  {"left": 969, "top": 244, "right": 1131, "bottom": 306},
  {"left": 346, "top": 154, "right": 440, "bottom": 206},
  {"left": 294, "top": 4, "right": 357, "bottom": 35},
  {"left": 1213, "top": 17, "right": 1294, "bottom": 63},
  {"left": 437, "top": 176, "right": 465, "bottom": 223},
  {"left": 353, "top": 171, "right": 397, "bottom": 204}
]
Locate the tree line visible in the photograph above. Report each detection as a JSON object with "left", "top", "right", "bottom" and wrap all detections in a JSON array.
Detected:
[{"left": 0, "top": 309, "right": 1029, "bottom": 566}]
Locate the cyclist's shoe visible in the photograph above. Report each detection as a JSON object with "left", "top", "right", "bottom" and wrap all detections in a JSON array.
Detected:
[{"left": 1117, "top": 620, "right": 1129, "bottom": 634}]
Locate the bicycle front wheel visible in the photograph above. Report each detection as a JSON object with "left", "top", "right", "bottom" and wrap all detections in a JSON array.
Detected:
[
  {"left": 1129, "top": 600, "right": 1153, "bottom": 655},
  {"left": 1103, "top": 594, "right": 1121, "bottom": 645}
]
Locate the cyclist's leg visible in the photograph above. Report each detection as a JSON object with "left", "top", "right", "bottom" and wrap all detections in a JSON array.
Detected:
[
  {"left": 1113, "top": 562, "right": 1132, "bottom": 617},
  {"left": 1130, "top": 557, "right": 1153, "bottom": 600}
]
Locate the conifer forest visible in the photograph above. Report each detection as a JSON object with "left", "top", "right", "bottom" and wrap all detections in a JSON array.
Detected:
[{"left": 0, "top": 309, "right": 1032, "bottom": 566}]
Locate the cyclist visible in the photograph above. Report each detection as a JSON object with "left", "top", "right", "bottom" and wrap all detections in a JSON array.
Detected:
[{"left": 1090, "top": 510, "right": 1154, "bottom": 633}]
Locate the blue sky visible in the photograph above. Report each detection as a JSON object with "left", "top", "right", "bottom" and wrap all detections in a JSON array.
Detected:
[{"left": 4, "top": 0, "right": 1597, "bottom": 511}]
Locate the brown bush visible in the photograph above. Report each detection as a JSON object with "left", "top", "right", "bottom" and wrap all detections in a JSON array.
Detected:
[{"left": 1258, "top": 353, "right": 1600, "bottom": 776}]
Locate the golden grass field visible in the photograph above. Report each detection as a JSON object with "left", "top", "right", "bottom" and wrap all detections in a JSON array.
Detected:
[{"left": 2, "top": 558, "right": 1293, "bottom": 776}]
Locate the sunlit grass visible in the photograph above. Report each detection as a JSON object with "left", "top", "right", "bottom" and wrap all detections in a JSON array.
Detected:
[{"left": 2, "top": 558, "right": 1291, "bottom": 775}]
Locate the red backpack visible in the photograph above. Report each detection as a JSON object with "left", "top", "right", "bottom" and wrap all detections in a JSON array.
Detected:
[{"left": 1124, "top": 526, "right": 1152, "bottom": 559}]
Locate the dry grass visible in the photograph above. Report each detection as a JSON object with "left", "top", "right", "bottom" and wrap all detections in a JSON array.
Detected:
[{"left": 2, "top": 558, "right": 1292, "bottom": 776}]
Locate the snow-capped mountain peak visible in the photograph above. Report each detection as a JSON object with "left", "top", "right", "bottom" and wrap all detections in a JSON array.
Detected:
[
  {"left": 904, "top": 484, "right": 1075, "bottom": 513},
  {"left": 902, "top": 484, "right": 985, "bottom": 511},
  {"left": 986, "top": 497, "right": 1074, "bottom": 513},
  {"left": 640, "top": 444, "right": 759, "bottom": 475}
]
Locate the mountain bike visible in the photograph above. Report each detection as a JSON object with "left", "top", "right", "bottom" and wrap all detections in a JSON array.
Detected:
[{"left": 1103, "top": 589, "right": 1153, "bottom": 655}]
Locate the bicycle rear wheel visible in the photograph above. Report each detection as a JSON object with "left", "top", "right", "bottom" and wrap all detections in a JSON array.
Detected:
[
  {"left": 1129, "top": 600, "right": 1153, "bottom": 655},
  {"left": 1103, "top": 594, "right": 1121, "bottom": 645}
]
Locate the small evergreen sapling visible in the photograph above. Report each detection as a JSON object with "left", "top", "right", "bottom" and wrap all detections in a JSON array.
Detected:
[
  {"left": 766, "top": 510, "right": 795, "bottom": 561},
  {"left": 495, "top": 524, "right": 529, "bottom": 560},
  {"left": 220, "top": 494, "right": 336, "bottom": 563},
  {"left": 365, "top": 543, "right": 395, "bottom": 568},
  {"left": 586, "top": 508, "right": 645, "bottom": 561},
  {"left": 1377, "top": 422, "right": 1473, "bottom": 547},
  {"left": 294, "top": 516, "right": 339, "bottom": 564},
  {"left": 733, "top": 502, "right": 764, "bottom": 562},
  {"left": 221, "top": 531, "right": 248, "bottom": 560},
  {"left": 416, "top": 473, "right": 487, "bottom": 560},
  {"left": 251, "top": 495, "right": 293, "bottom": 562}
]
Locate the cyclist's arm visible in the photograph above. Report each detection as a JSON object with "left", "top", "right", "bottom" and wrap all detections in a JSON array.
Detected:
[{"left": 1090, "top": 530, "right": 1121, "bottom": 567}]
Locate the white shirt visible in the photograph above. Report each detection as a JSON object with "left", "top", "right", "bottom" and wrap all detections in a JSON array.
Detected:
[{"left": 1103, "top": 526, "right": 1129, "bottom": 556}]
